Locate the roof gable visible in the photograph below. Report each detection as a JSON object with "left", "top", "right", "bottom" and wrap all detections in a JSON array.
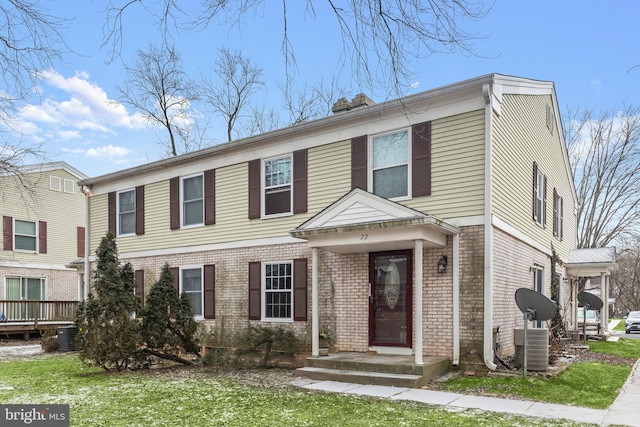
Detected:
[{"left": 297, "top": 188, "right": 428, "bottom": 231}]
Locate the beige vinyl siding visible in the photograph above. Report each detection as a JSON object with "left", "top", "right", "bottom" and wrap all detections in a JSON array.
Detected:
[
  {"left": 407, "top": 109, "right": 485, "bottom": 219},
  {"left": 492, "top": 94, "right": 576, "bottom": 259},
  {"left": 101, "top": 141, "right": 352, "bottom": 255},
  {"left": 1, "top": 168, "right": 85, "bottom": 265}
]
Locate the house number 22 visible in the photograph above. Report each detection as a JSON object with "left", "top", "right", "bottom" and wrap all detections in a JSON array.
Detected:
[{"left": 361, "top": 234, "right": 368, "bottom": 240}]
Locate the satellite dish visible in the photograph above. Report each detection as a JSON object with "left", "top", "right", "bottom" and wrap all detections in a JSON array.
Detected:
[
  {"left": 515, "top": 288, "right": 558, "bottom": 321},
  {"left": 578, "top": 291, "right": 603, "bottom": 310}
]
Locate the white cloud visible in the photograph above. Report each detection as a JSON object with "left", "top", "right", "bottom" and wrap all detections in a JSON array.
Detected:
[{"left": 85, "top": 145, "right": 133, "bottom": 159}]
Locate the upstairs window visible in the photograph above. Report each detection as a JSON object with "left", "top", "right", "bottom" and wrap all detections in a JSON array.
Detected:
[
  {"left": 182, "top": 174, "right": 204, "bottom": 227},
  {"left": 64, "top": 179, "right": 75, "bottom": 193},
  {"left": 264, "top": 156, "right": 292, "bottom": 216},
  {"left": 14, "top": 220, "right": 37, "bottom": 251},
  {"left": 532, "top": 162, "right": 547, "bottom": 227},
  {"left": 553, "top": 188, "right": 563, "bottom": 240},
  {"left": 117, "top": 189, "right": 136, "bottom": 236},
  {"left": 50, "top": 176, "right": 61, "bottom": 191},
  {"left": 371, "top": 130, "right": 410, "bottom": 199}
]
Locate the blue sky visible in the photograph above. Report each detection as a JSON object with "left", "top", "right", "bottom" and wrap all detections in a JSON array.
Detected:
[{"left": 11, "top": 1, "right": 640, "bottom": 177}]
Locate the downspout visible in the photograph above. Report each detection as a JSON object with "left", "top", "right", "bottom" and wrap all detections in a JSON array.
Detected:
[
  {"left": 311, "top": 248, "right": 319, "bottom": 357},
  {"left": 483, "top": 83, "right": 498, "bottom": 370},
  {"left": 452, "top": 233, "right": 460, "bottom": 367},
  {"left": 80, "top": 185, "right": 92, "bottom": 300}
]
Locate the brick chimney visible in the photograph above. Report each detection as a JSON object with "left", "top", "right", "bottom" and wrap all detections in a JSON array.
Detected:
[{"left": 331, "top": 93, "right": 375, "bottom": 114}]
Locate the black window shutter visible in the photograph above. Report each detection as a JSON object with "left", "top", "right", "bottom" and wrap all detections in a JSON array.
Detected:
[
  {"left": 170, "top": 267, "right": 180, "bottom": 294},
  {"left": 135, "top": 269, "right": 145, "bottom": 312},
  {"left": 108, "top": 191, "right": 116, "bottom": 235},
  {"left": 293, "top": 258, "right": 308, "bottom": 321},
  {"left": 204, "top": 264, "right": 215, "bottom": 319},
  {"left": 3, "top": 216, "right": 13, "bottom": 251},
  {"left": 77, "top": 226, "right": 85, "bottom": 258},
  {"left": 169, "top": 177, "right": 180, "bottom": 230},
  {"left": 293, "top": 149, "right": 308, "bottom": 214},
  {"left": 559, "top": 197, "right": 563, "bottom": 240},
  {"left": 204, "top": 169, "right": 216, "bottom": 225},
  {"left": 135, "top": 185, "right": 145, "bottom": 235},
  {"left": 351, "top": 136, "right": 367, "bottom": 190},
  {"left": 38, "top": 221, "right": 47, "bottom": 254},
  {"left": 248, "top": 261, "right": 261, "bottom": 320},
  {"left": 248, "top": 160, "right": 261, "bottom": 219},
  {"left": 412, "top": 121, "right": 432, "bottom": 197}
]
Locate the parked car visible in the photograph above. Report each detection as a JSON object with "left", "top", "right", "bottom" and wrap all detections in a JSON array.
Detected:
[
  {"left": 625, "top": 311, "right": 640, "bottom": 334},
  {"left": 577, "top": 307, "right": 601, "bottom": 334}
]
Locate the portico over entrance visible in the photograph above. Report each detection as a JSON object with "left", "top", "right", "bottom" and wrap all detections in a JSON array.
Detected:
[{"left": 291, "top": 188, "right": 460, "bottom": 365}]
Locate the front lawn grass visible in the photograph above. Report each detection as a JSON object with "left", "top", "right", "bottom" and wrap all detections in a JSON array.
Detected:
[
  {"left": 0, "top": 355, "right": 588, "bottom": 427},
  {"left": 439, "top": 338, "right": 640, "bottom": 409},
  {"left": 612, "top": 318, "right": 626, "bottom": 332}
]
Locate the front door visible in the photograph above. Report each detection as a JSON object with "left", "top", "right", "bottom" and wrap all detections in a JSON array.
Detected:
[{"left": 369, "top": 250, "right": 412, "bottom": 347}]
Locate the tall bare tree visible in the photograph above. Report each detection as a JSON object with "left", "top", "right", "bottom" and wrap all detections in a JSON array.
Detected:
[
  {"left": 566, "top": 105, "right": 640, "bottom": 249},
  {"left": 0, "top": 2, "right": 68, "bottom": 174},
  {"left": 117, "top": 42, "right": 199, "bottom": 156},
  {"left": 201, "top": 48, "right": 264, "bottom": 142},
  {"left": 102, "top": 0, "right": 489, "bottom": 95},
  {"left": 611, "top": 236, "right": 640, "bottom": 314}
]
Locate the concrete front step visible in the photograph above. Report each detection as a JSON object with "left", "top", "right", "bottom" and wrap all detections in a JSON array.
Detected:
[
  {"left": 295, "top": 352, "right": 450, "bottom": 388},
  {"left": 295, "top": 366, "right": 424, "bottom": 388}
]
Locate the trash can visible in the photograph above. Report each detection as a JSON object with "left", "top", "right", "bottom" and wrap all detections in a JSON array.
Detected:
[{"left": 57, "top": 325, "right": 79, "bottom": 352}]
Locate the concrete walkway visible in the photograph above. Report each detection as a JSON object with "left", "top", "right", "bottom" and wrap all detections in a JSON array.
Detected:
[{"left": 296, "top": 320, "right": 640, "bottom": 426}]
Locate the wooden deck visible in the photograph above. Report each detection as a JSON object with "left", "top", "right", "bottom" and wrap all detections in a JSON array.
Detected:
[{"left": 0, "top": 300, "right": 78, "bottom": 338}]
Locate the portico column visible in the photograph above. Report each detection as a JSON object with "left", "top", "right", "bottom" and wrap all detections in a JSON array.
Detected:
[
  {"left": 414, "top": 240, "right": 424, "bottom": 365},
  {"left": 311, "top": 247, "right": 319, "bottom": 357},
  {"left": 602, "top": 272, "right": 609, "bottom": 333}
]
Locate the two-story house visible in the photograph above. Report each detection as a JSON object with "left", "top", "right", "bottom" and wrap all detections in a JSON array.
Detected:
[
  {"left": 78, "top": 74, "right": 579, "bottom": 375},
  {"left": 1, "top": 162, "right": 87, "bottom": 306}
]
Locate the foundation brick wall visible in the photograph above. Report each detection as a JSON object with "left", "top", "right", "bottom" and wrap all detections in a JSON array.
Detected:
[
  {"left": 101, "top": 242, "right": 315, "bottom": 348},
  {"left": 492, "top": 227, "right": 569, "bottom": 358},
  {"left": 0, "top": 266, "right": 80, "bottom": 300}
]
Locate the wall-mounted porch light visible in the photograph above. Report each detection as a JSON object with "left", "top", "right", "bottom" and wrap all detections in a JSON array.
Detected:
[{"left": 437, "top": 255, "right": 448, "bottom": 273}]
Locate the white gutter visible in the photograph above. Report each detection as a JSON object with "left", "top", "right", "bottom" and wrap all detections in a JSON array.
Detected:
[
  {"left": 80, "top": 185, "right": 92, "bottom": 300},
  {"left": 452, "top": 233, "right": 460, "bottom": 367},
  {"left": 482, "top": 83, "right": 498, "bottom": 370}
]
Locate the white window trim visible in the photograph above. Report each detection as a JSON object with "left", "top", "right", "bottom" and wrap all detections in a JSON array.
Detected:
[
  {"left": 368, "top": 128, "right": 412, "bottom": 201},
  {"left": 180, "top": 173, "right": 205, "bottom": 229},
  {"left": 534, "top": 168, "right": 545, "bottom": 227},
  {"left": 63, "top": 178, "right": 75, "bottom": 194},
  {"left": 13, "top": 218, "right": 38, "bottom": 253},
  {"left": 5, "top": 276, "right": 45, "bottom": 300},
  {"left": 116, "top": 188, "right": 136, "bottom": 237},
  {"left": 554, "top": 192, "right": 563, "bottom": 240},
  {"left": 179, "top": 265, "right": 204, "bottom": 319},
  {"left": 49, "top": 176, "right": 61, "bottom": 191},
  {"left": 261, "top": 260, "right": 294, "bottom": 322},
  {"left": 261, "top": 154, "right": 293, "bottom": 219}
]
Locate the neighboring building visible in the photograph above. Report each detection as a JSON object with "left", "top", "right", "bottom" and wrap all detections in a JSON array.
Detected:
[
  {"left": 78, "top": 74, "right": 580, "bottom": 371},
  {"left": 1, "top": 162, "right": 87, "bottom": 302}
]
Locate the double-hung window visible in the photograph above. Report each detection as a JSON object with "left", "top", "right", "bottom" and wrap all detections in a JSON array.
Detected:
[
  {"left": 371, "top": 129, "right": 410, "bottom": 199},
  {"left": 117, "top": 189, "right": 136, "bottom": 236},
  {"left": 14, "top": 220, "right": 37, "bottom": 251},
  {"left": 264, "top": 155, "right": 292, "bottom": 216},
  {"left": 263, "top": 261, "right": 293, "bottom": 320},
  {"left": 533, "top": 163, "right": 546, "bottom": 227},
  {"left": 181, "top": 267, "right": 203, "bottom": 318},
  {"left": 181, "top": 174, "right": 204, "bottom": 227},
  {"left": 533, "top": 265, "right": 545, "bottom": 327},
  {"left": 553, "top": 189, "right": 563, "bottom": 240}
]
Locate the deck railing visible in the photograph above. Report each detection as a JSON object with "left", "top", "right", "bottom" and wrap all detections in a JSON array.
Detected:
[{"left": 0, "top": 300, "right": 78, "bottom": 325}]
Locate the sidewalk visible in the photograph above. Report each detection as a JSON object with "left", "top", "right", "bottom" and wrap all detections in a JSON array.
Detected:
[{"left": 295, "top": 321, "right": 640, "bottom": 426}]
